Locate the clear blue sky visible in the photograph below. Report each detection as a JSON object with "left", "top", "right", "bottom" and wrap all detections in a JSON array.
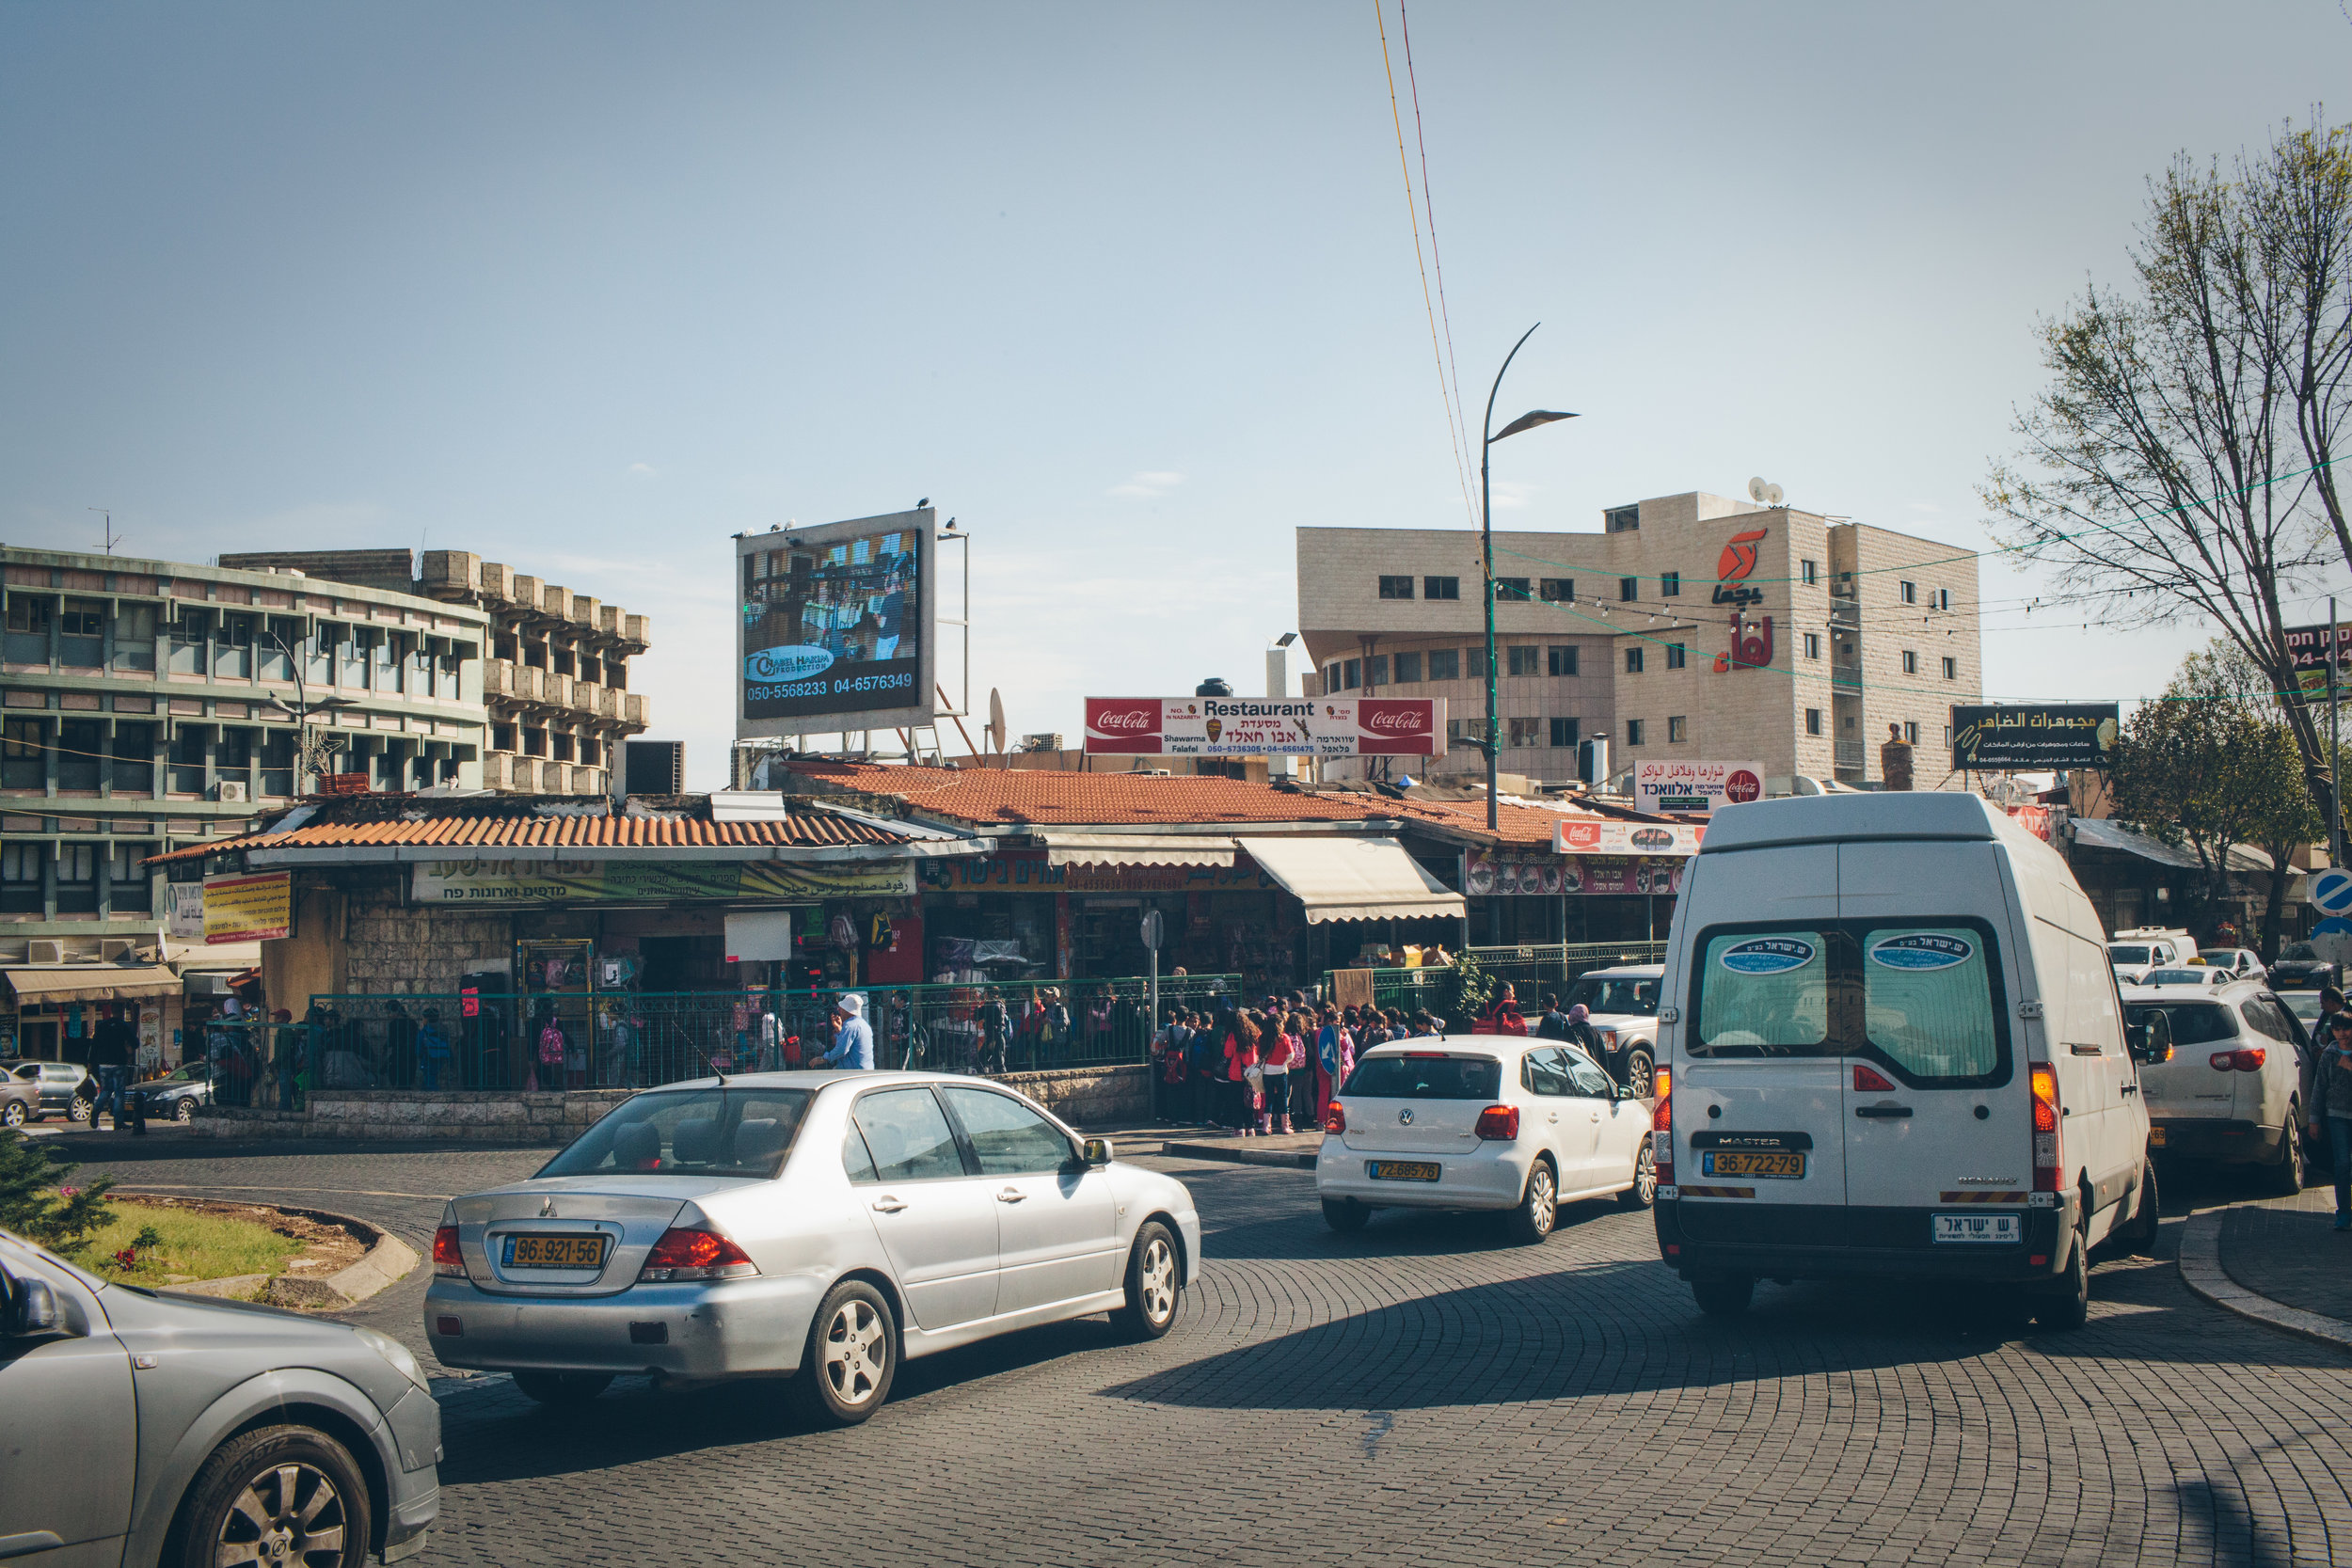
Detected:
[{"left": 6, "top": 3, "right": 2349, "bottom": 785}]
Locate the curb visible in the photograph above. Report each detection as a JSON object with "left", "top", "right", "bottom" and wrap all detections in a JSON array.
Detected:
[
  {"left": 2175, "top": 1206, "right": 2352, "bottom": 1354},
  {"left": 1162, "top": 1137, "right": 1318, "bottom": 1170},
  {"left": 130, "top": 1196, "right": 418, "bottom": 1310}
]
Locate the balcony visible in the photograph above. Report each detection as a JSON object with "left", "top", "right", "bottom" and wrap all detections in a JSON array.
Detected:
[
  {"left": 571, "top": 679, "right": 605, "bottom": 717},
  {"left": 1830, "top": 599, "right": 1859, "bottom": 631},
  {"left": 1835, "top": 740, "right": 1865, "bottom": 769},
  {"left": 1832, "top": 664, "right": 1862, "bottom": 691},
  {"left": 622, "top": 692, "right": 648, "bottom": 730}
]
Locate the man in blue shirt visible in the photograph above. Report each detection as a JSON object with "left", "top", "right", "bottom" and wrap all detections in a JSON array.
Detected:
[{"left": 819, "top": 993, "right": 876, "bottom": 1070}]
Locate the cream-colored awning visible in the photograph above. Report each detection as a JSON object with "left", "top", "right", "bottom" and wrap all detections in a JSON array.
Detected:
[
  {"left": 4, "top": 965, "right": 185, "bottom": 1005},
  {"left": 1235, "top": 836, "right": 1466, "bottom": 925},
  {"left": 1041, "top": 832, "right": 1236, "bottom": 868}
]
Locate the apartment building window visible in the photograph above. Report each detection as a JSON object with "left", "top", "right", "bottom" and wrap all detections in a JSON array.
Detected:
[
  {"left": 1619, "top": 576, "right": 1639, "bottom": 602},
  {"left": 493, "top": 631, "right": 518, "bottom": 662},
  {"left": 580, "top": 736, "right": 601, "bottom": 767},
  {"left": 1378, "top": 575, "right": 1415, "bottom": 599},
  {"left": 1325, "top": 665, "right": 1341, "bottom": 694},
  {"left": 1424, "top": 576, "right": 1460, "bottom": 600},
  {"left": 1467, "top": 646, "right": 1486, "bottom": 680},
  {"left": 1427, "top": 648, "right": 1460, "bottom": 681},
  {"left": 6, "top": 594, "right": 52, "bottom": 635},
  {"left": 1343, "top": 659, "right": 1360, "bottom": 689},
  {"left": 1540, "top": 578, "right": 1575, "bottom": 602},
  {"left": 259, "top": 731, "right": 294, "bottom": 798},
  {"left": 1626, "top": 719, "right": 1645, "bottom": 746},
  {"left": 1497, "top": 577, "right": 1533, "bottom": 601},
  {"left": 1802, "top": 559, "right": 1819, "bottom": 586},
  {"left": 1900, "top": 580, "right": 1917, "bottom": 605},
  {"left": 522, "top": 727, "right": 548, "bottom": 757},
  {"left": 1665, "top": 642, "right": 1687, "bottom": 670},
  {"left": 0, "top": 843, "right": 40, "bottom": 915},
  {"left": 1804, "top": 632, "right": 1821, "bottom": 659},
  {"left": 1626, "top": 646, "right": 1645, "bottom": 673},
  {"left": 1933, "top": 589, "right": 1952, "bottom": 610},
  {"left": 1805, "top": 708, "right": 1823, "bottom": 736},
  {"left": 603, "top": 658, "right": 628, "bottom": 689},
  {"left": 59, "top": 599, "right": 103, "bottom": 639},
  {"left": 1366, "top": 655, "right": 1389, "bottom": 687},
  {"left": 1445, "top": 718, "right": 1467, "bottom": 747},
  {"left": 1506, "top": 645, "right": 1540, "bottom": 676},
  {"left": 552, "top": 641, "right": 577, "bottom": 678},
  {"left": 1507, "top": 717, "right": 1541, "bottom": 748},
  {"left": 1605, "top": 505, "right": 1640, "bottom": 533},
  {"left": 56, "top": 721, "right": 101, "bottom": 793},
  {"left": 1660, "top": 571, "right": 1681, "bottom": 597},
  {"left": 1942, "top": 656, "right": 1957, "bottom": 680},
  {"left": 492, "top": 723, "right": 516, "bottom": 753},
  {"left": 2, "top": 718, "right": 44, "bottom": 791},
  {"left": 1668, "top": 716, "right": 1688, "bottom": 743},
  {"left": 112, "top": 723, "right": 154, "bottom": 794},
  {"left": 1394, "top": 650, "right": 1422, "bottom": 683},
  {"left": 54, "top": 842, "right": 96, "bottom": 915},
  {"left": 107, "top": 840, "right": 150, "bottom": 898},
  {"left": 1901, "top": 650, "right": 1918, "bottom": 675},
  {"left": 1904, "top": 721, "right": 1920, "bottom": 744},
  {"left": 552, "top": 732, "right": 576, "bottom": 763},
  {"left": 1548, "top": 645, "right": 1579, "bottom": 676},
  {"left": 1549, "top": 717, "right": 1580, "bottom": 748}
]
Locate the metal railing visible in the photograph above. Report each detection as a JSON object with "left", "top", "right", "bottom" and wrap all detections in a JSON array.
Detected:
[
  {"left": 291, "top": 973, "right": 1248, "bottom": 1095},
  {"left": 1326, "top": 941, "right": 1668, "bottom": 1027}
]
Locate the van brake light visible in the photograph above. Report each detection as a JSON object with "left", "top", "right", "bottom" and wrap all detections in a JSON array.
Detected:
[
  {"left": 2030, "top": 1063, "right": 2062, "bottom": 1194},
  {"left": 1853, "top": 1064, "right": 1897, "bottom": 1094},
  {"left": 1652, "top": 1068, "right": 1673, "bottom": 1187}
]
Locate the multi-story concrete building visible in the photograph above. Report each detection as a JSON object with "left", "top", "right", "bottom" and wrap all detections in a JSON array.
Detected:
[
  {"left": 220, "top": 550, "right": 650, "bottom": 794},
  {"left": 1297, "top": 491, "right": 1982, "bottom": 793},
  {"left": 2, "top": 545, "right": 488, "bottom": 958}
]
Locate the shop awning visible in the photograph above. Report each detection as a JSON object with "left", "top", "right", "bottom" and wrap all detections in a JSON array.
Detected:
[
  {"left": 3, "top": 964, "right": 184, "bottom": 1005},
  {"left": 1040, "top": 832, "right": 1236, "bottom": 868},
  {"left": 1235, "top": 836, "right": 1466, "bottom": 925},
  {"left": 2069, "top": 817, "right": 2203, "bottom": 870}
]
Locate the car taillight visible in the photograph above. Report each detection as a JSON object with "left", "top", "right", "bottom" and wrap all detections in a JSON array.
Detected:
[
  {"left": 433, "top": 1225, "right": 466, "bottom": 1277},
  {"left": 1652, "top": 1067, "right": 1673, "bottom": 1187},
  {"left": 2210, "top": 1047, "right": 2265, "bottom": 1072},
  {"left": 2030, "top": 1063, "right": 2062, "bottom": 1194},
  {"left": 1323, "top": 1101, "right": 1347, "bottom": 1134},
  {"left": 1474, "top": 1104, "right": 1520, "bottom": 1140},
  {"left": 638, "top": 1227, "right": 757, "bottom": 1282}
]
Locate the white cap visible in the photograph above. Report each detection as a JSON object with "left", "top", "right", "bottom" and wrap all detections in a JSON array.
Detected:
[{"left": 834, "top": 993, "right": 865, "bottom": 1018}]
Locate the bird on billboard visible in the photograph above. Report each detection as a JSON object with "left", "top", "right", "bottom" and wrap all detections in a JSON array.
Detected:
[{"left": 916, "top": 498, "right": 930, "bottom": 509}]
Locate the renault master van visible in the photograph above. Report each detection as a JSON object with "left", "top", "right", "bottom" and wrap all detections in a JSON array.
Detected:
[{"left": 1650, "top": 794, "right": 2160, "bottom": 1327}]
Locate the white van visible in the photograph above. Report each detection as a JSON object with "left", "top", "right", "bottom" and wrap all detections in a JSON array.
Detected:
[{"left": 1651, "top": 794, "right": 2161, "bottom": 1327}]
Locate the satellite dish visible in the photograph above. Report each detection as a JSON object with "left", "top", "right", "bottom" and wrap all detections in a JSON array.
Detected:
[
  {"left": 1748, "top": 477, "right": 1769, "bottom": 503},
  {"left": 987, "top": 688, "right": 1006, "bottom": 753},
  {"left": 1764, "top": 483, "right": 1785, "bottom": 506}
]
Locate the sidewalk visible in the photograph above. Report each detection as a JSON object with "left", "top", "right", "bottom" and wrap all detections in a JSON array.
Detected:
[{"left": 2178, "top": 1179, "right": 2352, "bottom": 1354}]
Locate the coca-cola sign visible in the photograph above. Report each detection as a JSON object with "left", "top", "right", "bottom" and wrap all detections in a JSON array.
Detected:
[{"left": 1081, "top": 697, "right": 1444, "bottom": 757}]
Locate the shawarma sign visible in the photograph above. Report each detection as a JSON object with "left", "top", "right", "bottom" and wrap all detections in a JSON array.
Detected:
[
  {"left": 1082, "top": 697, "right": 1444, "bottom": 757},
  {"left": 1949, "top": 704, "right": 2120, "bottom": 771}
]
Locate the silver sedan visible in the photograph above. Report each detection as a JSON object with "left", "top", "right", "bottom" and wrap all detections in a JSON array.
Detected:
[{"left": 425, "top": 1070, "right": 1200, "bottom": 1425}]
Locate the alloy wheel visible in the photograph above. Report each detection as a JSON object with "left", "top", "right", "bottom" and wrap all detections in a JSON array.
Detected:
[
  {"left": 1626, "top": 1054, "right": 1654, "bottom": 1098},
  {"left": 1138, "top": 1235, "right": 1176, "bottom": 1325},
  {"left": 214, "top": 1460, "right": 350, "bottom": 1567},
  {"left": 822, "top": 1297, "right": 888, "bottom": 1408},
  {"left": 2, "top": 1101, "right": 23, "bottom": 1127},
  {"left": 1529, "top": 1164, "right": 1556, "bottom": 1232},
  {"left": 1636, "top": 1143, "right": 1657, "bottom": 1202}
]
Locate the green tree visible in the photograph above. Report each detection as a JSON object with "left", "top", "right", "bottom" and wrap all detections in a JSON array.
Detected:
[{"left": 0, "top": 1132, "right": 116, "bottom": 1258}]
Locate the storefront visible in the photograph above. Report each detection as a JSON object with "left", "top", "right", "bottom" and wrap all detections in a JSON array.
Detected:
[
  {"left": 0, "top": 963, "right": 182, "bottom": 1066},
  {"left": 1465, "top": 847, "right": 1688, "bottom": 946}
]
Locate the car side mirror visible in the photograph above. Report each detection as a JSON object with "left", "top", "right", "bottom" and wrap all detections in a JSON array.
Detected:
[
  {"left": 1081, "top": 1137, "right": 1113, "bottom": 1166},
  {"left": 2, "top": 1273, "right": 63, "bottom": 1338}
]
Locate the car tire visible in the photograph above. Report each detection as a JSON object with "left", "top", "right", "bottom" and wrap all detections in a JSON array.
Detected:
[
  {"left": 1504, "top": 1157, "right": 1558, "bottom": 1245},
  {"left": 1321, "top": 1197, "right": 1371, "bottom": 1233},
  {"left": 1111, "top": 1220, "right": 1181, "bottom": 1340},
  {"left": 1, "top": 1101, "right": 24, "bottom": 1128},
  {"left": 513, "top": 1370, "right": 613, "bottom": 1407},
  {"left": 2034, "top": 1227, "right": 2090, "bottom": 1331},
  {"left": 795, "top": 1277, "right": 896, "bottom": 1427},
  {"left": 2121, "top": 1159, "right": 2161, "bottom": 1256},
  {"left": 2265, "top": 1102, "right": 2306, "bottom": 1196},
  {"left": 174, "top": 1098, "right": 197, "bottom": 1123},
  {"left": 67, "top": 1096, "right": 91, "bottom": 1123},
  {"left": 171, "top": 1423, "right": 371, "bottom": 1568},
  {"left": 1621, "top": 1049, "right": 1655, "bottom": 1100},
  {"left": 1617, "top": 1139, "right": 1658, "bottom": 1210},
  {"left": 1691, "top": 1275, "right": 1755, "bottom": 1317}
]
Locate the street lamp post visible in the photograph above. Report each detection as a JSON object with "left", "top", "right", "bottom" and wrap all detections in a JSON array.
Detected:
[
  {"left": 1479, "top": 324, "right": 1578, "bottom": 832},
  {"left": 264, "top": 634, "right": 358, "bottom": 792}
]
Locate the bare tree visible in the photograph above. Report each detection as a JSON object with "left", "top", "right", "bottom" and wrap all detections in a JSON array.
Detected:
[{"left": 1983, "top": 114, "right": 2352, "bottom": 811}]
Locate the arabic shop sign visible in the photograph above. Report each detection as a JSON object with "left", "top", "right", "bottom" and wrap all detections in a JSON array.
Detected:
[
  {"left": 409, "top": 858, "right": 916, "bottom": 905},
  {"left": 1949, "top": 704, "right": 2120, "bottom": 771},
  {"left": 1634, "top": 760, "right": 1763, "bottom": 815},
  {"left": 2283, "top": 622, "right": 2352, "bottom": 695}
]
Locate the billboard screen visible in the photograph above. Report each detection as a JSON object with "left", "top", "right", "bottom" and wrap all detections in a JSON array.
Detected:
[
  {"left": 1949, "top": 704, "right": 2119, "bottom": 770},
  {"left": 2283, "top": 622, "right": 2350, "bottom": 695},
  {"left": 738, "top": 508, "right": 934, "bottom": 736},
  {"left": 1082, "top": 696, "right": 1444, "bottom": 756}
]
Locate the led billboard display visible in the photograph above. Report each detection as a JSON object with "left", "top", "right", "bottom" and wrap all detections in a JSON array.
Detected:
[{"left": 737, "top": 508, "right": 935, "bottom": 736}]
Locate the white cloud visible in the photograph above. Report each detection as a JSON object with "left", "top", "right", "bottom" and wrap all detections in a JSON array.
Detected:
[
  {"left": 1108, "top": 470, "right": 1184, "bottom": 499},
  {"left": 625, "top": 462, "right": 660, "bottom": 480},
  {"left": 1490, "top": 481, "right": 1539, "bottom": 512}
]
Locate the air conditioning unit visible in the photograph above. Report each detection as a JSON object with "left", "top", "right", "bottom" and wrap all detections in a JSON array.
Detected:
[
  {"left": 1020, "top": 733, "right": 1064, "bottom": 752},
  {"left": 98, "top": 938, "right": 135, "bottom": 961},
  {"left": 27, "top": 940, "right": 65, "bottom": 964},
  {"left": 215, "top": 781, "right": 249, "bottom": 803}
]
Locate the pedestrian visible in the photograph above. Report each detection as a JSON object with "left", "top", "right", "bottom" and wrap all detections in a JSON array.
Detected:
[
  {"left": 1224, "top": 1010, "right": 1261, "bottom": 1134},
  {"left": 1185, "top": 1011, "right": 1220, "bottom": 1123},
  {"left": 819, "top": 993, "right": 877, "bottom": 1070},
  {"left": 978, "top": 990, "right": 1011, "bottom": 1075},
  {"left": 1153, "top": 1008, "right": 1192, "bottom": 1122},
  {"left": 1086, "top": 989, "right": 1115, "bottom": 1056},
  {"left": 2320, "top": 1013, "right": 2352, "bottom": 1229},
  {"left": 1564, "top": 1004, "right": 1607, "bottom": 1069},
  {"left": 89, "top": 1005, "right": 134, "bottom": 1129},
  {"left": 1536, "top": 992, "right": 1572, "bottom": 1041},
  {"left": 2321, "top": 984, "right": 2348, "bottom": 1035},
  {"left": 417, "top": 1007, "right": 453, "bottom": 1091},
  {"left": 1261, "top": 1017, "right": 1299, "bottom": 1135}
]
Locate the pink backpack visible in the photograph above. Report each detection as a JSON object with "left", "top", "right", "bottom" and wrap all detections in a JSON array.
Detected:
[{"left": 538, "top": 1023, "right": 566, "bottom": 1066}]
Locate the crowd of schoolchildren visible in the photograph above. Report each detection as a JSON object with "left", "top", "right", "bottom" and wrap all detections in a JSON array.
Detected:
[{"left": 1150, "top": 994, "right": 1448, "bottom": 1135}]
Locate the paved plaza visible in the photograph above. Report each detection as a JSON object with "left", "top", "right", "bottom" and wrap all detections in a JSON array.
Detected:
[{"left": 54, "top": 1131, "right": 2352, "bottom": 1568}]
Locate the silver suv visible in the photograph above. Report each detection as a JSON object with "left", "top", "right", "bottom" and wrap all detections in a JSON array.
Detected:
[{"left": 0, "top": 1227, "right": 441, "bottom": 1564}]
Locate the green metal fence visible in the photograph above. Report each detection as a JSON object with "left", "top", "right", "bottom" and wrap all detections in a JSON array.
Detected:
[
  {"left": 296, "top": 973, "right": 1248, "bottom": 1094},
  {"left": 1326, "top": 941, "right": 1669, "bottom": 1027}
]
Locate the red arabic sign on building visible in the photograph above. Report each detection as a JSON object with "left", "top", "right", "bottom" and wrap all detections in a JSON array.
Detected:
[{"left": 1083, "top": 697, "right": 1444, "bottom": 757}]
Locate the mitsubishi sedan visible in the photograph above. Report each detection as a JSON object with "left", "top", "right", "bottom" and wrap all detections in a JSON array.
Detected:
[{"left": 425, "top": 1071, "right": 1200, "bottom": 1425}]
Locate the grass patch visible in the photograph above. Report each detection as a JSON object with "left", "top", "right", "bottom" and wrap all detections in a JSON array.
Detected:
[{"left": 84, "top": 1201, "right": 302, "bottom": 1286}]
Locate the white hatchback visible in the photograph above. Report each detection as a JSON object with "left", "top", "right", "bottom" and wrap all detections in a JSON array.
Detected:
[{"left": 1315, "top": 1039, "right": 1656, "bottom": 1243}]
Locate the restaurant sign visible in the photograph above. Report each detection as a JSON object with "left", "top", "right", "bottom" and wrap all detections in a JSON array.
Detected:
[
  {"left": 1083, "top": 696, "right": 1444, "bottom": 757},
  {"left": 203, "top": 871, "right": 292, "bottom": 942},
  {"left": 1470, "top": 850, "right": 1684, "bottom": 897},
  {"left": 1633, "top": 761, "right": 1762, "bottom": 815},
  {"left": 1551, "top": 818, "right": 1706, "bottom": 857},
  {"left": 410, "top": 859, "right": 914, "bottom": 906}
]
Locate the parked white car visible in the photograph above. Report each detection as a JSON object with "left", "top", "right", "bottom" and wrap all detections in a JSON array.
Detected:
[
  {"left": 1316, "top": 1038, "right": 1655, "bottom": 1243},
  {"left": 1562, "top": 965, "right": 1663, "bottom": 1095},
  {"left": 426, "top": 1072, "right": 1200, "bottom": 1425},
  {"left": 2122, "top": 978, "right": 2312, "bottom": 1193},
  {"left": 2140, "top": 968, "right": 2232, "bottom": 990},
  {"left": 2197, "top": 947, "right": 2267, "bottom": 984}
]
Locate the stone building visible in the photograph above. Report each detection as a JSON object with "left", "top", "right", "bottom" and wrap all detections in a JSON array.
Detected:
[
  {"left": 219, "top": 548, "right": 650, "bottom": 795},
  {"left": 1295, "top": 490, "right": 1984, "bottom": 793}
]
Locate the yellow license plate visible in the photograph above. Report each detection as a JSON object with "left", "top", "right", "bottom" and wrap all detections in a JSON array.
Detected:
[
  {"left": 1701, "top": 1150, "right": 1806, "bottom": 1180},
  {"left": 505, "top": 1234, "right": 608, "bottom": 1269},
  {"left": 2148, "top": 1127, "right": 2167, "bottom": 1147},
  {"left": 1369, "top": 1160, "right": 1441, "bottom": 1182}
]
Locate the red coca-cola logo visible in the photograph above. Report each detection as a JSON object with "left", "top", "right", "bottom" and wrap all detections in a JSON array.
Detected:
[
  {"left": 1093, "top": 709, "right": 1154, "bottom": 731},
  {"left": 1724, "top": 768, "right": 1761, "bottom": 803},
  {"left": 1366, "top": 709, "right": 1422, "bottom": 732}
]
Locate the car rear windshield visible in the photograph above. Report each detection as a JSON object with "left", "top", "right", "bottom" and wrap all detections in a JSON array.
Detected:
[
  {"left": 2125, "top": 1001, "right": 2237, "bottom": 1047},
  {"left": 1688, "top": 922, "right": 2010, "bottom": 1085},
  {"left": 2141, "top": 970, "right": 2208, "bottom": 987},
  {"left": 1343, "top": 1053, "right": 1502, "bottom": 1100},
  {"left": 1565, "top": 974, "right": 1659, "bottom": 1016},
  {"left": 2108, "top": 945, "right": 2153, "bottom": 967},
  {"left": 537, "top": 1087, "right": 814, "bottom": 1179}
]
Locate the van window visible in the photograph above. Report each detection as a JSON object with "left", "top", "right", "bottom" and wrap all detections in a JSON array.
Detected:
[
  {"left": 1344, "top": 1053, "right": 1502, "bottom": 1100},
  {"left": 1694, "top": 930, "right": 1834, "bottom": 1054},
  {"left": 2127, "top": 1001, "right": 2236, "bottom": 1047},
  {"left": 1863, "top": 927, "right": 1999, "bottom": 1079}
]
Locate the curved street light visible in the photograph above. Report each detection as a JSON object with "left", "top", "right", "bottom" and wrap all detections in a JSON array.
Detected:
[{"left": 1480, "top": 323, "right": 1578, "bottom": 831}]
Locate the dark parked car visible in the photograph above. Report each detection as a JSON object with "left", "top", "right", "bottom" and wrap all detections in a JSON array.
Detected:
[
  {"left": 137, "top": 1064, "right": 214, "bottom": 1123},
  {"left": 2266, "top": 942, "right": 2343, "bottom": 994},
  {"left": 3, "top": 1061, "right": 94, "bottom": 1121}
]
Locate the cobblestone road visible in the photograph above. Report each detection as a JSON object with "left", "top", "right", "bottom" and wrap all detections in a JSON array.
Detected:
[{"left": 56, "top": 1132, "right": 2352, "bottom": 1568}]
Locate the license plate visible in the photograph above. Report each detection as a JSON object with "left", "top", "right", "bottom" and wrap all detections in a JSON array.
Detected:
[
  {"left": 1933, "top": 1213, "right": 2021, "bottom": 1244},
  {"left": 1368, "top": 1160, "right": 1440, "bottom": 1182},
  {"left": 2148, "top": 1127, "right": 2167, "bottom": 1147},
  {"left": 502, "top": 1233, "right": 609, "bottom": 1269},
  {"left": 1701, "top": 1149, "right": 1806, "bottom": 1180}
]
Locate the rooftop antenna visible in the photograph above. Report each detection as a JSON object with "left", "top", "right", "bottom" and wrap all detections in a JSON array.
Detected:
[{"left": 89, "top": 508, "right": 119, "bottom": 554}]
